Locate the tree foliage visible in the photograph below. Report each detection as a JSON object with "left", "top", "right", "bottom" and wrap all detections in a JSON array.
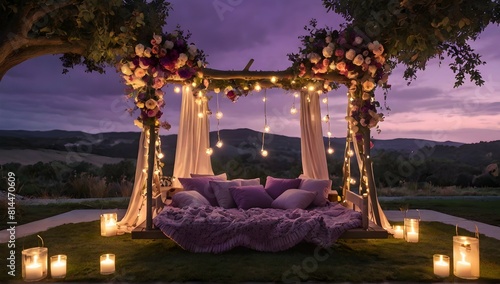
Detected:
[
  {"left": 0, "top": 0, "right": 171, "bottom": 80},
  {"left": 322, "top": 0, "right": 500, "bottom": 87}
]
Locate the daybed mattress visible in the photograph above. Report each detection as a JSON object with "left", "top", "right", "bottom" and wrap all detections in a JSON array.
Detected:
[{"left": 153, "top": 202, "right": 362, "bottom": 253}]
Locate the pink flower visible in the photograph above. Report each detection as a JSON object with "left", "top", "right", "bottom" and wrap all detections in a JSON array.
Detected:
[
  {"left": 336, "top": 62, "right": 347, "bottom": 72},
  {"left": 147, "top": 108, "right": 159, "bottom": 117},
  {"left": 299, "top": 63, "right": 306, "bottom": 77},
  {"left": 335, "top": 49, "right": 344, "bottom": 57},
  {"left": 134, "top": 68, "right": 146, "bottom": 78}
]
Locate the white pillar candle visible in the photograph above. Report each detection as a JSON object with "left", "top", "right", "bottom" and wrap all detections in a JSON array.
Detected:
[
  {"left": 25, "top": 255, "right": 43, "bottom": 281},
  {"left": 50, "top": 255, "right": 67, "bottom": 278},
  {"left": 105, "top": 219, "right": 117, "bottom": 236},
  {"left": 456, "top": 252, "right": 472, "bottom": 279},
  {"left": 433, "top": 254, "right": 450, "bottom": 278},
  {"left": 101, "top": 213, "right": 118, "bottom": 237},
  {"left": 393, "top": 226, "right": 403, "bottom": 239},
  {"left": 100, "top": 254, "right": 115, "bottom": 275}
]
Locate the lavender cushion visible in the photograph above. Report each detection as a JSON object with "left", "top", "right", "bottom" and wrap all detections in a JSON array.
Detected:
[
  {"left": 271, "top": 189, "right": 317, "bottom": 210},
  {"left": 209, "top": 180, "right": 241, "bottom": 208},
  {"left": 264, "top": 176, "right": 301, "bottom": 199},
  {"left": 171, "top": 191, "right": 210, "bottom": 208},
  {"left": 299, "top": 178, "right": 332, "bottom": 206},
  {"left": 232, "top": 178, "right": 261, "bottom": 186},
  {"left": 229, "top": 185, "right": 273, "bottom": 209},
  {"left": 178, "top": 176, "right": 225, "bottom": 206}
]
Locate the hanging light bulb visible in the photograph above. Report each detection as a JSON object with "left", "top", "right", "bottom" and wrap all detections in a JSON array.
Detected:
[
  {"left": 264, "top": 125, "right": 270, "bottom": 133},
  {"left": 308, "top": 85, "right": 315, "bottom": 91},
  {"left": 254, "top": 84, "right": 262, "bottom": 91},
  {"left": 197, "top": 91, "right": 203, "bottom": 97},
  {"left": 322, "top": 97, "right": 328, "bottom": 104},
  {"left": 262, "top": 97, "right": 266, "bottom": 102},
  {"left": 327, "top": 147, "right": 334, "bottom": 154},
  {"left": 290, "top": 106, "right": 297, "bottom": 114},
  {"left": 293, "top": 92, "right": 300, "bottom": 98},
  {"left": 270, "top": 76, "right": 277, "bottom": 83},
  {"left": 322, "top": 115, "right": 330, "bottom": 122},
  {"left": 216, "top": 140, "right": 223, "bottom": 148},
  {"left": 158, "top": 153, "right": 164, "bottom": 159},
  {"left": 206, "top": 148, "right": 213, "bottom": 155},
  {"left": 198, "top": 112, "right": 204, "bottom": 118},
  {"left": 215, "top": 111, "right": 223, "bottom": 120},
  {"left": 174, "top": 86, "right": 181, "bottom": 93},
  {"left": 191, "top": 82, "right": 197, "bottom": 87},
  {"left": 261, "top": 149, "right": 268, "bottom": 157},
  {"left": 348, "top": 150, "right": 354, "bottom": 157}
]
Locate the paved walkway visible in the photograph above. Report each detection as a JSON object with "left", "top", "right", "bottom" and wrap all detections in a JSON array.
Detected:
[{"left": 1, "top": 209, "right": 499, "bottom": 243}]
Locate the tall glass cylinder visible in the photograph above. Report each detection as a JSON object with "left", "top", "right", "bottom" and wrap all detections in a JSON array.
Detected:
[
  {"left": 50, "top": 254, "right": 67, "bottom": 279},
  {"left": 22, "top": 247, "right": 48, "bottom": 282},
  {"left": 404, "top": 218, "right": 419, "bottom": 243},
  {"left": 100, "top": 213, "right": 117, "bottom": 237},
  {"left": 453, "top": 235, "right": 479, "bottom": 279}
]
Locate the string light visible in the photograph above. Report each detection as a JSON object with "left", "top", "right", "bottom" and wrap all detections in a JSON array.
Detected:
[
  {"left": 327, "top": 147, "right": 334, "bottom": 154},
  {"left": 261, "top": 89, "right": 269, "bottom": 157},
  {"left": 290, "top": 92, "right": 298, "bottom": 115},
  {"left": 215, "top": 90, "right": 223, "bottom": 148},
  {"left": 349, "top": 178, "right": 356, "bottom": 185},
  {"left": 254, "top": 84, "right": 262, "bottom": 91},
  {"left": 270, "top": 76, "right": 277, "bottom": 83},
  {"left": 174, "top": 86, "right": 181, "bottom": 93},
  {"left": 206, "top": 148, "right": 213, "bottom": 155},
  {"left": 197, "top": 112, "right": 204, "bottom": 118},
  {"left": 348, "top": 150, "right": 354, "bottom": 157},
  {"left": 324, "top": 92, "right": 334, "bottom": 155},
  {"left": 308, "top": 85, "right": 315, "bottom": 92},
  {"left": 158, "top": 153, "right": 164, "bottom": 159},
  {"left": 261, "top": 149, "right": 268, "bottom": 157}
]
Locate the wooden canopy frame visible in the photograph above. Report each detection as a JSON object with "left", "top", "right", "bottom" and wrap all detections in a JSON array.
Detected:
[{"left": 136, "top": 59, "right": 388, "bottom": 240}]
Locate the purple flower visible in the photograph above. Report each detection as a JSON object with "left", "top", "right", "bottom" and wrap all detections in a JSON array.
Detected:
[{"left": 177, "top": 67, "right": 195, "bottom": 79}]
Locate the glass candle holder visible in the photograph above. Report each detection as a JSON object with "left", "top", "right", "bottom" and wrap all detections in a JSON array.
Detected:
[
  {"left": 404, "top": 218, "right": 419, "bottom": 243},
  {"left": 100, "top": 213, "right": 118, "bottom": 237},
  {"left": 453, "top": 235, "right": 479, "bottom": 279},
  {"left": 50, "top": 255, "right": 67, "bottom": 279},
  {"left": 22, "top": 247, "right": 48, "bottom": 282},
  {"left": 100, "top": 254, "right": 115, "bottom": 275},
  {"left": 433, "top": 254, "right": 450, "bottom": 278}
]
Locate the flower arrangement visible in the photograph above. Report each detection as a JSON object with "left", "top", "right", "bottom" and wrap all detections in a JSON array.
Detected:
[
  {"left": 119, "top": 28, "right": 207, "bottom": 128},
  {"left": 288, "top": 20, "right": 390, "bottom": 133}
]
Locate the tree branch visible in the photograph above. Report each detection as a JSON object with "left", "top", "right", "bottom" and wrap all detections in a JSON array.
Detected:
[{"left": 21, "top": 0, "right": 79, "bottom": 36}]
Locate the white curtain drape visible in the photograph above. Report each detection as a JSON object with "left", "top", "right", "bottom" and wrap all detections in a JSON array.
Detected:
[
  {"left": 172, "top": 85, "right": 213, "bottom": 187},
  {"left": 351, "top": 132, "right": 392, "bottom": 231},
  {"left": 300, "top": 91, "right": 329, "bottom": 180},
  {"left": 118, "top": 129, "right": 149, "bottom": 232}
]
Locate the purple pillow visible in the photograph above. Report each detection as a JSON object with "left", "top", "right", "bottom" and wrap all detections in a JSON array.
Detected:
[
  {"left": 229, "top": 185, "right": 273, "bottom": 209},
  {"left": 171, "top": 191, "right": 210, "bottom": 208},
  {"left": 178, "top": 176, "right": 225, "bottom": 206},
  {"left": 299, "top": 178, "right": 332, "bottom": 206},
  {"left": 210, "top": 180, "right": 241, "bottom": 208},
  {"left": 271, "top": 189, "right": 317, "bottom": 210},
  {"left": 264, "top": 176, "right": 301, "bottom": 199}
]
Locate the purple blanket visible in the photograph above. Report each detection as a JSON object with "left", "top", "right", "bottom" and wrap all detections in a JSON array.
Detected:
[{"left": 153, "top": 202, "right": 362, "bottom": 253}]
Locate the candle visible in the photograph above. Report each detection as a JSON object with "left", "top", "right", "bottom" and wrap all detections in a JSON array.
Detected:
[
  {"left": 100, "top": 254, "right": 115, "bottom": 275},
  {"left": 433, "top": 254, "right": 450, "bottom": 277},
  {"left": 456, "top": 252, "right": 472, "bottom": 278},
  {"left": 394, "top": 226, "right": 403, "bottom": 239},
  {"left": 25, "top": 255, "right": 43, "bottom": 281},
  {"left": 105, "top": 219, "right": 117, "bottom": 236},
  {"left": 50, "top": 255, "right": 67, "bottom": 278}
]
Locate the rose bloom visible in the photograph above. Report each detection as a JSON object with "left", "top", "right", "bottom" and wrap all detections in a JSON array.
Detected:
[
  {"left": 145, "top": 99, "right": 158, "bottom": 110},
  {"left": 134, "top": 68, "right": 146, "bottom": 78},
  {"left": 121, "top": 64, "right": 133, "bottom": 75},
  {"left": 362, "top": 92, "right": 371, "bottom": 100},
  {"left": 147, "top": 108, "right": 159, "bottom": 118},
  {"left": 136, "top": 101, "right": 145, "bottom": 109},
  {"left": 336, "top": 61, "right": 347, "bottom": 72},
  {"left": 334, "top": 49, "right": 344, "bottom": 57},
  {"left": 308, "top": 52, "right": 322, "bottom": 64},
  {"left": 325, "top": 35, "right": 332, "bottom": 43},
  {"left": 152, "top": 34, "right": 162, "bottom": 45},
  {"left": 135, "top": 44, "right": 145, "bottom": 56},
  {"left": 188, "top": 44, "right": 197, "bottom": 57},
  {"left": 353, "top": 36, "right": 363, "bottom": 45},
  {"left": 368, "top": 65, "right": 378, "bottom": 77},
  {"left": 345, "top": 49, "right": 356, "bottom": 60},
  {"left": 164, "top": 40, "right": 174, "bottom": 49},
  {"left": 362, "top": 80, "right": 376, "bottom": 92},
  {"left": 322, "top": 46, "right": 334, "bottom": 58},
  {"left": 353, "top": 54, "right": 364, "bottom": 66},
  {"left": 155, "top": 89, "right": 164, "bottom": 99},
  {"left": 143, "top": 47, "right": 152, "bottom": 58}
]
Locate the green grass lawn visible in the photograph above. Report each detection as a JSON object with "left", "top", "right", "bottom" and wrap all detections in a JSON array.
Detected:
[{"left": 1, "top": 221, "right": 499, "bottom": 282}]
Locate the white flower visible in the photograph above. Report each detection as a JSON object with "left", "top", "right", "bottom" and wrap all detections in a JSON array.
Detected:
[
  {"left": 120, "top": 64, "right": 133, "bottom": 75},
  {"left": 178, "top": 53, "right": 188, "bottom": 63},
  {"left": 145, "top": 99, "right": 158, "bottom": 110},
  {"left": 130, "top": 77, "right": 146, "bottom": 89},
  {"left": 214, "top": 88, "right": 221, "bottom": 94},
  {"left": 143, "top": 47, "right": 152, "bottom": 58},
  {"left": 345, "top": 49, "right": 356, "bottom": 61},
  {"left": 329, "top": 61, "right": 336, "bottom": 70},
  {"left": 353, "top": 36, "right": 363, "bottom": 45},
  {"left": 135, "top": 44, "right": 145, "bottom": 57},
  {"left": 369, "top": 110, "right": 384, "bottom": 122},
  {"left": 153, "top": 34, "right": 162, "bottom": 45},
  {"left": 368, "top": 65, "right": 378, "bottom": 77},
  {"left": 362, "top": 92, "right": 371, "bottom": 100},
  {"left": 325, "top": 35, "right": 332, "bottom": 43},
  {"left": 136, "top": 101, "right": 145, "bottom": 108},
  {"left": 364, "top": 57, "right": 372, "bottom": 65},
  {"left": 368, "top": 41, "right": 384, "bottom": 56},
  {"left": 347, "top": 71, "right": 359, "bottom": 79},
  {"left": 353, "top": 54, "right": 364, "bottom": 66},
  {"left": 164, "top": 40, "right": 174, "bottom": 49},
  {"left": 308, "top": 52, "right": 322, "bottom": 64},
  {"left": 188, "top": 44, "right": 198, "bottom": 57},
  {"left": 362, "top": 80, "right": 376, "bottom": 92},
  {"left": 322, "top": 46, "right": 334, "bottom": 58},
  {"left": 128, "top": 61, "right": 136, "bottom": 69}
]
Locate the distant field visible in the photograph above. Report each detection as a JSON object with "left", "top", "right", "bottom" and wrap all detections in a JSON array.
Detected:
[{"left": 0, "top": 149, "right": 125, "bottom": 166}]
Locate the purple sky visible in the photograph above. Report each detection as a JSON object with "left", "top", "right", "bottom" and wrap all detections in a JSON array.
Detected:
[{"left": 0, "top": 0, "right": 499, "bottom": 143}]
